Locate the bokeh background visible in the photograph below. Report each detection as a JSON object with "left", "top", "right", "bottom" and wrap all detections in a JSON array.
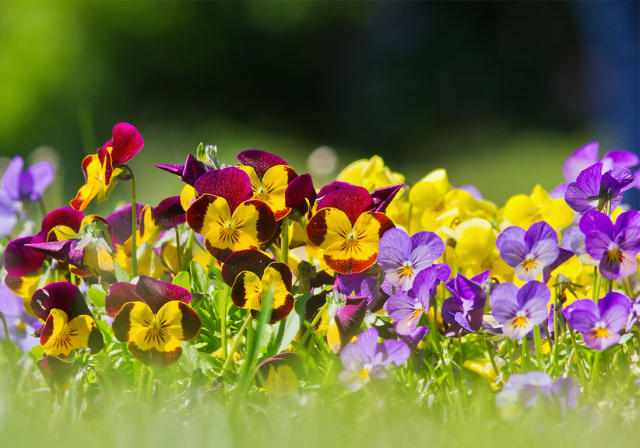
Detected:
[{"left": 0, "top": 1, "right": 638, "bottom": 211}]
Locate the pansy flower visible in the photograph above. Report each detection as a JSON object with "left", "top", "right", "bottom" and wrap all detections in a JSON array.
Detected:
[
  {"left": 312, "top": 291, "right": 368, "bottom": 353},
  {"left": 552, "top": 141, "right": 638, "bottom": 197},
  {"left": 0, "top": 283, "right": 40, "bottom": 351},
  {"left": 377, "top": 228, "right": 444, "bottom": 293},
  {"left": 108, "top": 276, "right": 201, "bottom": 366},
  {"left": 31, "top": 282, "right": 104, "bottom": 356},
  {"left": 306, "top": 182, "right": 395, "bottom": 274},
  {"left": 496, "top": 221, "right": 560, "bottom": 281},
  {"left": 489, "top": 281, "right": 549, "bottom": 339},
  {"left": 255, "top": 352, "right": 303, "bottom": 397},
  {"left": 338, "top": 327, "right": 409, "bottom": 391},
  {"left": 157, "top": 152, "right": 212, "bottom": 186},
  {"left": 0, "top": 155, "right": 54, "bottom": 235},
  {"left": 564, "top": 292, "right": 631, "bottom": 350},
  {"left": 441, "top": 271, "right": 490, "bottom": 337},
  {"left": 496, "top": 372, "right": 579, "bottom": 418},
  {"left": 237, "top": 149, "right": 298, "bottom": 220},
  {"left": 625, "top": 295, "right": 640, "bottom": 332},
  {"left": 186, "top": 167, "right": 277, "bottom": 262},
  {"left": 564, "top": 163, "right": 635, "bottom": 214},
  {"left": 335, "top": 271, "right": 387, "bottom": 312},
  {"left": 384, "top": 263, "right": 451, "bottom": 335},
  {"left": 228, "top": 251, "right": 295, "bottom": 324},
  {"left": 70, "top": 122, "right": 144, "bottom": 211},
  {"left": 579, "top": 210, "right": 640, "bottom": 279}
]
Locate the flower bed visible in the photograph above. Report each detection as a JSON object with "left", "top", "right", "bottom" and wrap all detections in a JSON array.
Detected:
[{"left": 1, "top": 124, "right": 640, "bottom": 436}]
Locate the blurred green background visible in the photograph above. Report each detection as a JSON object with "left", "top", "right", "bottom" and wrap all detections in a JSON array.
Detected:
[{"left": 0, "top": 1, "right": 638, "bottom": 209}]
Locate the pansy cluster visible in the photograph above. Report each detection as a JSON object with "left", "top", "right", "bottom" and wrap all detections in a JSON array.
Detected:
[{"left": 2, "top": 129, "right": 640, "bottom": 415}]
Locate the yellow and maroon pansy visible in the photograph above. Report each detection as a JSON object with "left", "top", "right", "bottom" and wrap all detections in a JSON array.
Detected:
[
  {"left": 231, "top": 260, "right": 295, "bottom": 324},
  {"left": 307, "top": 208, "right": 394, "bottom": 275},
  {"left": 70, "top": 123, "right": 143, "bottom": 211},
  {"left": 238, "top": 149, "right": 298, "bottom": 220},
  {"left": 31, "top": 282, "right": 104, "bottom": 354},
  {"left": 255, "top": 352, "right": 304, "bottom": 396},
  {"left": 186, "top": 167, "right": 277, "bottom": 262},
  {"left": 40, "top": 309, "right": 97, "bottom": 357},
  {"left": 108, "top": 276, "right": 201, "bottom": 366}
]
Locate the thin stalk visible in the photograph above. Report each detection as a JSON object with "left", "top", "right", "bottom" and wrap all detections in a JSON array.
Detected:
[
  {"left": 297, "top": 302, "right": 328, "bottom": 348},
  {"left": 533, "top": 325, "right": 543, "bottom": 368},
  {"left": 483, "top": 332, "right": 500, "bottom": 379},
  {"left": 608, "top": 279, "right": 613, "bottom": 293},
  {"left": 568, "top": 327, "right": 588, "bottom": 382},
  {"left": 593, "top": 266, "right": 601, "bottom": 303},
  {"left": 220, "top": 285, "right": 228, "bottom": 359},
  {"left": 175, "top": 226, "right": 182, "bottom": 270},
  {"left": 38, "top": 198, "right": 47, "bottom": 219},
  {"left": 181, "top": 229, "right": 195, "bottom": 271},
  {"left": 280, "top": 218, "right": 289, "bottom": 264},
  {"left": 221, "top": 313, "right": 252, "bottom": 374},
  {"left": 0, "top": 312, "right": 9, "bottom": 341},
  {"left": 589, "top": 350, "right": 601, "bottom": 393},
  {"left": 122, "top": 165, "right": 138, "bottom": 277},
  {"left": 521, "top": 338, "right": 529, "bottom": 370}
]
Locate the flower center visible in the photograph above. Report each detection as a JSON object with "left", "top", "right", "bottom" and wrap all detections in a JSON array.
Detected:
[
  {"left": 593, "top": 322, "right": 609, "bottom": 339},
  {"left": 341, "top": 231, "right": 361, "bottom": 252},
  {"left": 359, "top": 369, "right": 370, "bottom": 380},
  {"left": 512, "top": 311, "right": 528, "bottom": 328},
  {"left": 523, "top": 257, "right": 537, "bottom": 271},
  {"left": 606, "top": 247, "right": 622, "bottom": 263},
  {"left": 399, "top": 263, "right": 414, "bottom": 278}
]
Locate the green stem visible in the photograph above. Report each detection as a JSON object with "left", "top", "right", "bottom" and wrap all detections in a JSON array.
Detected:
[
  {"left": 521, "top": 337, "right": 529, "bottom": 370},
  {"left": 221, "top": 313, "right": 252, "bottom": 374},
  {"left": 123, "top": 165, "right": 138, "bottom": 277},
  {"left": 175, "top": 226, "right": 182, "bottom": 270},
  {"left": 593, "top": 266, "right": 601, "bottom": 303},
  {"left": 38, "top": 198, "right": 47, "bottom": 220},
  {"left": 568, "top": 327, "right": 588, "bottom": 382},
  {"left": 589, "top": 350, "right": 601, "bottom": 393},
  {"left": 280, "top": 218, "right": 289, "bottom": 264},
  {"left": 533, "top": 325, "right": 543, "bottom": 368},
  {"left": 182, "top": 229, "right": 195, "bottom": 271},
  {"left": 0, "top": 312, "right": 10, "bottom": 341},
  {"left": 483, "top": 332, "right": 500, "bottom": 379},
  {"left": 297, "top": 302, "right": 328, "bottom": 348},
  {"left": 220, "top": 285, "right": 228, "bottom": 360}
]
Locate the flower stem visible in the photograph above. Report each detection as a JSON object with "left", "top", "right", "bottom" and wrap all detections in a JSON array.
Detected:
[
  {"left": 280, "top": 218, "right": 289, "bottom": 264},
  {"left": 533, "top": 325, "right": 543, "bottom": 368},
  {"left": 592, "top": 266, "right": 601, "bottom": 303},
  {"left": 175, "top": 226, "right": 182, "bottom": 270},
  {"left": 122, "top": 165, "right": 138, "bottom": 277},
  {"left": 297, "top": 302, "right": 328, "bottom": 349},
  {"left": 483, "top": 332, "right": 499, "bottom": 378},
  {"left": 0, "top": 312, "right": 10, "bottom": 341},
  {"left": 221, "top": 313, "right": 252, "bottom": 374},
  {"left": 220, "top": 285, "right": 228, "bottom": 360}
]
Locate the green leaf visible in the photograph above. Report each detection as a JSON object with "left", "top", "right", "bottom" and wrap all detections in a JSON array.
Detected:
[
  {"left": 113, "top": 262, "right": 131, "bottom": 282},
  {"left": 267, "top": 310, "right": 300, "bottom": 357},
  {"left": 87, "top": 285, "right": 106, "bottom": 308},
  {"left": 190, "top": 261, "right": 208, "bottom": 294},
  {"left": 172, "top": 271, "right": 191, "bottom": 291}
]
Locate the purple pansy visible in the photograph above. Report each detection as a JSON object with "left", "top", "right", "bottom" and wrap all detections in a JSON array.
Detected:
[
  {"left": 441, "top": 271, "right": 490, "bottom": 337},
  {"left": 564, "top": 163, "right": 635, "bottom": 214},
  {"left": 579, "top": 210, "right": 640, "bottom": 279},
  {"left": 335, "top": 272, "right": 387, "bottom": 312},
  {"left": 338, "top": 327, "right": 410, "bottom": 391},
  {"left": 551, "top": 142, "right": 639, "bottom": 197},
  {"left": 489, "top": 281, "right": 550, "bottom": 339},
  {"left": 496, "top": 372, "right": 579, "bottom": 415},
  {"left": 377, "top": 228, "right": 444, "bottom": 293},
  {"left": 564, "top": 292, "right": 631, "bottom": 350},
  {"left": 384, "top": 263, "right": 451, "bottom": 335},
  {"left": 561, "top": 225, "right": 598, "bottom": 266},
  {"left": 496, "top": 221, "right": 560, "bottom": 281},
  {"left": 0, "top": 283, "right": 40, "bottom": 351},
  {"left": 0, "top": 156, "right": 54, "bottom": 235},
  {"left": 625, "top": 295, "right": 640, "bottom": 332}
]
